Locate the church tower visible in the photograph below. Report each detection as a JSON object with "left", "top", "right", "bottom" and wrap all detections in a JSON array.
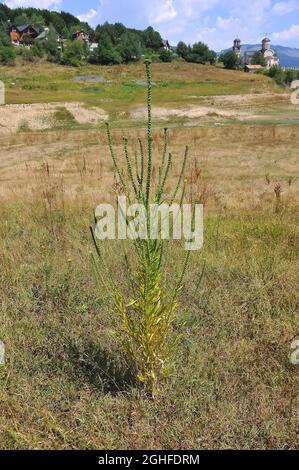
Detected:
[
  {"left": 262, "top": 37, "right": 271, "bottom": 51},
  {"left": 233, "top": 38, "right": 241, "bottom": 56}
]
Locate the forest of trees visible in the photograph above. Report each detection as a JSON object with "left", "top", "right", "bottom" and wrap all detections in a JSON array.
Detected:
[{"left": 0, "top": 3, "right": 218, "bottom": 67}]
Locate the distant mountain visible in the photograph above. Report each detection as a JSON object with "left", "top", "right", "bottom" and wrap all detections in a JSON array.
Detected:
[{"left": 221, "top": 44, "right": 299, "bottom": 68}]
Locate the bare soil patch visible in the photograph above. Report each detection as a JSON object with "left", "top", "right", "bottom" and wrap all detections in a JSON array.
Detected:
[{"left": 0, "top": 102, "right": 108, "bottom": 134}]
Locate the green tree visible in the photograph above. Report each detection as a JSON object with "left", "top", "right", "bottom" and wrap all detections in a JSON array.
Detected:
[
  {"left": 44, "top": 25, "right": 60, "bottom": 61},
  {"left": 95, "top": 22, "right": 118, "bottom": 44},
  {"left": 159, "top": 49, "right": 173, "bottom": 62},
  {"left": 0, "top": 4, "right": 10, "bottom": 24},
  {"left": 176, "top": 41, "right": 190, "bottom": 60},
  {"left": 60, "top": 11, "right": 80, "bottom": 30},
  {"left": 30, "top": 13, "right": 45, "bottom": 30},
  {"left": 13, "top": 13, "right": 29, "bottom": 26},
  {"left": 32, "top": 41, "right": 45, "bottom": 58},
  {"left": 186, "top": 42, "right": 216, "bottom": 64},
  {"left": 0, "top": 31, "right": 11, "bottom": 47},
  {"left": 143, "top": 26, "right": 162, "bottom": 50},
  {"left": 118, "top": 31, "right": 141, "bottom": 63},
  {"left": 61, "top": 40, "right": 85, "bottom": 67},
  {"left": 284, "top": 69, "right": 298, "bottom": 86},
  {"left": 0, "top": 46, "right": 16, "bottom": 65},
  {"left": 114, "top": 22, "right": 127, "bottom": 39},
  {"left": 251, "top": 51, "right": 266, "bottom": 66},
  {"left": 207, "top": 49, "right": 217, "bottom": 65},
  {"left": 267, "top": 65, "right": 286, "bottom": 85},
  {"left": 50, "top": 12, "right": 66, "bottom": 35},
  {"left": 91, "top": 33, "right": 121, "bottom": 65},
  {"left": 221, "top": 50, "right": 241, "bottom": 69}
]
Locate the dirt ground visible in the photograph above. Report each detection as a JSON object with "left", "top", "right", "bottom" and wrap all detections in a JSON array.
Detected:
[
  {"left": 131, "top": 104, "right": 250, "bottom": 120},
  {"left": 0, "top": 92, "right": 294, "bottom": 134},
  {"left": 0, "top": 102, "right": 108, "bottom": 133}
]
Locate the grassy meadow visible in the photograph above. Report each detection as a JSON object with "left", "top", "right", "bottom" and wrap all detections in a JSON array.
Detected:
[
  {"left": 1, "top": 61, "right": 279, "bottom": 106},
  {"left": 0, "top": 61, "right": 298, "bottom": 449}
]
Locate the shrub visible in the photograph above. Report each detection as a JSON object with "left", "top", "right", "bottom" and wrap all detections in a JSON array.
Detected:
[
  {"left": 0, "top": 31, "right": 11, "bottom": 47},
  {"left": 159, "top": 49, "right": 173, "bottom": 63},
  {"left": 32, "top": 42, "right": 45, "bottom": 59},
  {"left": 284, "top": 69, "right": 298, "bottom": 86},
  {"left": 221, "top": 50, "right": 241, "bottom": 69},
  {"left": 89, "top": 33, "right": 121, "bottom": 65},
  {"left": 17, "top": 119, "right": 30, "bottom": 132},
  {"left": 17, "top": 47, "right": 37, "bottom": 63},
  {"left": 251, "top": 51, "right": 266, "bottom": 67},
  {"left": 61, "top": 40, "right": 85, "bottom": 67},
  {"left": 0, "top": 46, "right": 16, "bottom": 65},
  {"left": 53, "top": 107, "right": 76, "bottom": 126},
  {"left": 266, "top": 65, "right": 288, "bottom": 85}
]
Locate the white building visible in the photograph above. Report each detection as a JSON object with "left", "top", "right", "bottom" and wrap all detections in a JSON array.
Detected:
[
  {"left": 261, "top": 38, "right": 279, "bottom": 68},
  {"left": 235, "top": 37, "right": 279, "bottom": 68}
]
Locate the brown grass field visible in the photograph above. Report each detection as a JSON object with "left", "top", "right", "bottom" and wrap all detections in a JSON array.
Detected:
[{"left": 0, "top": 62, "right": 298, "bottom": 450}]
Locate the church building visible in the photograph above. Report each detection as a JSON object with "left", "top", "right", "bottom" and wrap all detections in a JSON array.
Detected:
[
  {"left": 233, "top": 37, "right": 279, "bottom": 68},
  {"left": 260, "top": 37, "right": 279, "bottom": 67}
]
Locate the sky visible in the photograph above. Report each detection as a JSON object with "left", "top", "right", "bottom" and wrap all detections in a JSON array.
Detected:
[{"left": 4, "top": 0, "right": 299, "bottom": 49}]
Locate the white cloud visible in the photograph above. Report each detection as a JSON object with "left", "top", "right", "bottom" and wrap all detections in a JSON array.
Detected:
[
  {"left": 216, "top": 16, "right": 240, "bottom": 31},
  {"left": 172, "top": 0, "right": 273, "bottom": 48},
  {"left": 78, "top": 9, "right": 98, "bottom": 23},
  {"left": 5, "top": 0, "right": 61, "bottom": 8},
  {"left": 272, "top": 24, "right": 299, "bottom": 40},
  {"left": 181, "top": 0, "right": 219, "bottom": 18},
  {"left": 229, "top": 0, "right": 271, "bottom": 23},
  {"left": 197, "top": 26, "right": 216, "bottom": 41},
  {"left": 272, "top": 1, "right": 299, "bottom": 16},
  {"left": 150, "top": 0, "right": 177, "bottom": 24}
]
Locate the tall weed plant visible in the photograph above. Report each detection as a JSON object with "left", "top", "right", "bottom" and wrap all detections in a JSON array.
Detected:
[{"left": 91, "top": 61, "right": 191, "bottom": 396}]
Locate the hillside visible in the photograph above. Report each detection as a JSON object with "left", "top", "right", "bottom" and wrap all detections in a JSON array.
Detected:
[{"left": 0, "top": 61, "right": 294, "bottom": 133}]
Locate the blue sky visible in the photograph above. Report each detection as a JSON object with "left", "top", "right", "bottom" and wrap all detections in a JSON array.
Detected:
[{"left": 4, "top": 0, "right": 299, "bottom": 49}]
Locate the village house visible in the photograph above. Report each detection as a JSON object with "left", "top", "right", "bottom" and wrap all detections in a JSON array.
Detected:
[
  {"left": 10, "top": 24, "right": 39, "bottom": 46},
  {"left": 162, "top": 39, "right": 171, "bottom": 51},
  {"left": 72, "top": 29, "right": 90, "bottom": 44},
  {"left": 71, "top": 29, "right": 98, "bottom": 52}
]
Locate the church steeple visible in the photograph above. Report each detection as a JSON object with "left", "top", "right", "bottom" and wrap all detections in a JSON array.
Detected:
[
  {"left": 233, "top": 38, "right": 241, "bottom": 56},
  {"left": 262, "top": 37, "right": 271, "bottom": 51}
]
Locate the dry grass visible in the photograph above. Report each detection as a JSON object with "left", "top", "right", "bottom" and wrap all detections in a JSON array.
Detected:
[
  {"left": 0, "top": 200, "right": 298, "bottom": 449},
  {"left": 0, "top": 125, "right": 298, "bottom": 210}
]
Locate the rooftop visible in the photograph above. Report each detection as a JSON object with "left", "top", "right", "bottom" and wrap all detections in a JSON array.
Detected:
[{"left": 245, "top": 64, "right": 263, "bottom": 69}]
